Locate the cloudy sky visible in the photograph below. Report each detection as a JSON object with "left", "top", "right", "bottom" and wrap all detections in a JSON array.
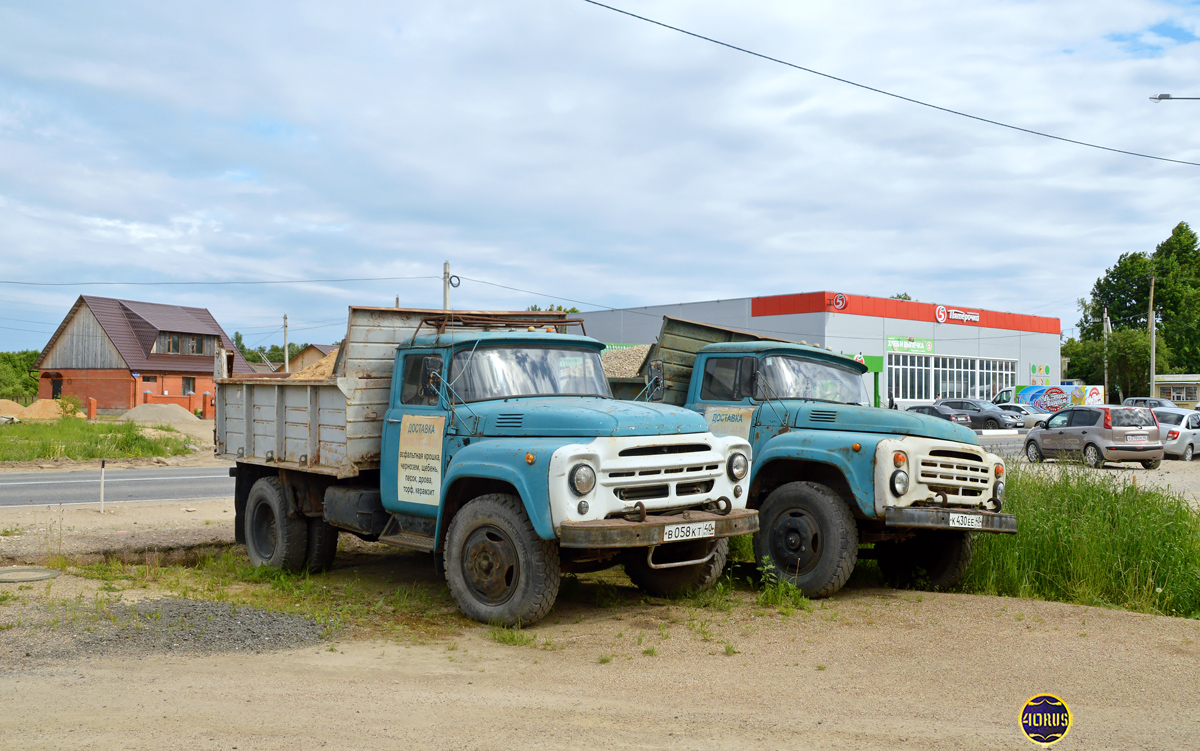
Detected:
[{"left": 2, "top": 0, "right": 1198, "bottom": 352}]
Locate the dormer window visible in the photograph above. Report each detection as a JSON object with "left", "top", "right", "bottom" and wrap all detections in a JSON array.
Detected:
[{"left": 160, "top": 333, "right": 211, "bottom": 355}]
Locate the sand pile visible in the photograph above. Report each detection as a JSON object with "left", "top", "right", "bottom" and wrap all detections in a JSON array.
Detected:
[
  {"left": 23, "top": 399, "right": 84, "bottom": 419},
  {"left": 0, "top": 399, "right": 27, "bottom": 418},
  {"left": 602, "top": 344, "right": 651, "bottom": 379},
  {"left": 120, "top": 403, "right": 200, "bottom": 422},
  {"left": 289, "top": 348, "right": 338, "bottom": 380}
]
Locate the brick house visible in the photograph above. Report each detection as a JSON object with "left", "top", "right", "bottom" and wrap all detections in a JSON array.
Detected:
[{"left": 35, "top": 296, "right": 253, "bottom": 412}]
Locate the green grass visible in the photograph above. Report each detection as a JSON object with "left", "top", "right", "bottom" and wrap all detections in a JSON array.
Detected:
[
  {"left": 962, "top": 463, "right": 1200, "bottom": 618},
  {"left": 0, "top": 418, "right": 191, "bottom": 461},
  {"left": 489, "top": 624, "right": 537, "bottom": 646}
]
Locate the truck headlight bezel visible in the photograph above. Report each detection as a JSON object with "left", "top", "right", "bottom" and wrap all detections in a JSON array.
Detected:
[
  {"left": 890, "top": 469, "right": 910, "bottom": 496},
  {"left": 569, "top": 463, "right": 596, "bottom": 496},
  {"left": 727, "top": 452, "right": 749, "bottom": 481}
]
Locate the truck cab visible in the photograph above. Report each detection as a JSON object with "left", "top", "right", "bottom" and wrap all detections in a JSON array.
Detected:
[{"left": 638, "top": 317, "right": 1015, "bottom": 599}]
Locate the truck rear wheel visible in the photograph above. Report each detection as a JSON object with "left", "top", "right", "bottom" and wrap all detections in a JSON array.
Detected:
[
  {"left": 624, "top": 538, "right": 728, "bottom": 597},
  {"left": 244, "top": 477, "right": 308, "bottom": 571},
  {"left": 305, "top": 518, "right": 340, "bottom": 573},
  {"left": 443, "top": 494, "right": 560, "bottom": 627},
  {"left": 754, "top": 481, "right": 857, "bottom": 598},
  {"left": 876, "top": 530, "right": 973, "bottom": 590}
]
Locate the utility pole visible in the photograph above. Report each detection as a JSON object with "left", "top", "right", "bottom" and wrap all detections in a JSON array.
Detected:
[
  {"left": 1148, "top": 275, "right": 1155, "bottom": 397},
  {"left": 283, "top": 313, "right": 290, "bottom": 373},
  {"left": 1103, "top": 307, "right": 1111, "bottom": 403},
  {"left": 443, "top": 261, "right": 451, "bottom": 310}
]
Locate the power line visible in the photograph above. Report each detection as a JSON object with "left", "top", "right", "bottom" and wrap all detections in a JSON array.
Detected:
[
  {"left": 580, "top": 0, "right": 1200, "bottom": 168},
  {"left": 0, "top": 275, "right": 441, "bottom": 288}
]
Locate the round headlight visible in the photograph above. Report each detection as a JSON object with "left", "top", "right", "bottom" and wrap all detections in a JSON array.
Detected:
[
  {"left": 995, "top": 480, "right": 1006, "bottom": 501},
  {"left": 569, "top": 464, "right": 596, "bottom": 496},
  {"left": 890, "top": 470, "right": 910, "bottom": 497},
  {"left": 727, "top": 452, "right": 749, "bottom": 481}
]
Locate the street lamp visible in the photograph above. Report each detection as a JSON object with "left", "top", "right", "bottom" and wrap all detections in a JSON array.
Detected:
[{"left": 1150, "top": 94, "right": 1200, "bottom": 102}]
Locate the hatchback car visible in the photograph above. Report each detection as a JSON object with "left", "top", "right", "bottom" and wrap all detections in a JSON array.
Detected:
[
  {"left": 1024, "top": 405, "right": 1163, "bottom": 469},
  {"left": 934, "top": 398, "right": 1023, "bottom": 430},
  {"left": 1152, "top": 407, "right": 1200, "bottom": 461},
  {"left": 906, "top": 404, "right": 971, "bottom": 426},
  {"left": 997, "top": 402, "right": 1049, "bottom": 429}
]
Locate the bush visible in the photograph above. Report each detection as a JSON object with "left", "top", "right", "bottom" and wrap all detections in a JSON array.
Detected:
[{"left": 962, "top": 464, "right": 1200, "bottom": 618}]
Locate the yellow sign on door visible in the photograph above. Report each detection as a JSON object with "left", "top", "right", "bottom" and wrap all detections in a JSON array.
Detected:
[{"left": 397, "top": 414, "right": 445, "bottom": 506}]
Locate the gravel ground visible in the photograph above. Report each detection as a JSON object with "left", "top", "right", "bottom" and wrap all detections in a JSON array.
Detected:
[
  {"left": 0, "top": 595, "right": 329, "bottom": 670},
  {"left": 602, "top": 344, "right": 651, "bottom": 379}
]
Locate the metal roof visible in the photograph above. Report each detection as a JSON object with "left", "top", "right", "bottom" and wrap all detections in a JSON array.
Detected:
[{"left": 35, "top": 295, "right": 254, "bottom": 375}]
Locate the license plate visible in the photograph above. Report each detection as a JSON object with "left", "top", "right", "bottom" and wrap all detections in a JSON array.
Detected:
[
  {"left": 948, "top": 512, "right": 983, "bottom": 530},
  {"left": 663, "top": 521, "right": 716, "bottom": 542},
  {"left": 1126, "top": 434, "right": 1147, "bottom": 443}
]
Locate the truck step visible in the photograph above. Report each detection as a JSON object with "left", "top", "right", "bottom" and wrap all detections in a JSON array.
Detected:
[{"left": 377, "top": 514, "right": 437, "bottom": 552}]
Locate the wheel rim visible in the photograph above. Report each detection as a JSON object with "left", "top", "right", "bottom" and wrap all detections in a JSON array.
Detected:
[
  {"left": 985, "top": 420, "right": 998, "bottom": 430},
  {"left": 1085, "top": 446, "right": 1100, "bottom": 466},
  {"left": 250, "top": 501, "right": 278, "bottom": 560},
  {"left": 768, "top": 508, "right": 822, "bottom": 578},
  {"left": 1026, "top": 443, "right": 1039, "bottom": 462},
  {"left": 461, "top": 524, "right": 520, "bottom": 606},
  {"left": 1186, "top": 446, "right": 1193, "bottom": 461}
]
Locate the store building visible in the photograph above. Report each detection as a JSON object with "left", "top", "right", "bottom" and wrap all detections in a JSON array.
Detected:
[{"left": 579, "top": 291, "right": 1061, "bottom": 407}]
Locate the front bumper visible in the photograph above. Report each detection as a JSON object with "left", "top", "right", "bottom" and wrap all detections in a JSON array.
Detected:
[
  {"left": 559, "top": 508, "right": 758, "bottom": 549},
  {"left": 885, "top": 507, "right": 1017, "bottom": 534}
]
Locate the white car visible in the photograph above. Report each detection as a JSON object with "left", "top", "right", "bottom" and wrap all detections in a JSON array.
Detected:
[
  {"left": 1153, "top": 408, "right": 1200, "bottom": 461},
  {"left": 997, "top": 403, "right": 1050, "bottom": 429}
]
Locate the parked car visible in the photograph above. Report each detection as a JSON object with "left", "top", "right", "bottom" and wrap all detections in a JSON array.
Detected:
[
  {"left": 996, "top": 402, "right": 1049, "bottom": 429},
  {"left": 1024, "top": 405, "right": 1163, "bottom": 469},
  {"left": 906, "top": 404, "right": 971, "bottom": 426},
  {"left": 934, "top": 398, "right": 1023, "bottom": 430},
  {"left": 1152, "top": 408, "right": 1200, "bottom": 461},
  {"left": 1124, "top": 397, "right": 1177, "bottom": 409}
]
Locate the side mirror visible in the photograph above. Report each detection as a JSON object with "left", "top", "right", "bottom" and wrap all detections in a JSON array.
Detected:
[
  {"left": 646, "top": 359, "right": 664, "bottom": 403},
  {"left": 1035, "top": 420, "right": 1047, "bottom": 430},
  {"left": 418, "top": 355, "right": 443, "bottom": 399}
]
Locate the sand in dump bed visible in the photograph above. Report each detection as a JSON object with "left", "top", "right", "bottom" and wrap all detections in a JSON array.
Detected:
[
  {"left": 602, "top": 344, "right": 651, "bottom": 379},
  {"left": 0, "top": 399, "right": 26, "bottom": 418},
  {"left": 119, "top": 403, "right": 199, "bottom": 422},
  {"left": 23, "top": 399, "right": 84, "bottom": 419},
  {"left": 288, "top": 348, "right": 338, "bottom": 380}
]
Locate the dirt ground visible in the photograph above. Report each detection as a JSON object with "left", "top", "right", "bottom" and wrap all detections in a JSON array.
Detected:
[{"left": 2, "top": 496, "right": 1199, "bottom": 749}]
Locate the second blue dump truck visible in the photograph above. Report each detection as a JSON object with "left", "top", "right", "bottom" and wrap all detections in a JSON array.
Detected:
[
  {"left": 613, "top": 317, "right": 1016, "bottom": 598},
  {"left": 215, "top": 308, "right": 756, "bottom": 626}
]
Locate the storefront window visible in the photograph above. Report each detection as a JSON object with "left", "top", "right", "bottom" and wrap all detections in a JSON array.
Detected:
[{"left": 889, "top": 355, "right": 1015, "bottom": 401}]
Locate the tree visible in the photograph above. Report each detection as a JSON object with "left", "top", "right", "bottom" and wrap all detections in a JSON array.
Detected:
[
  {"left": 0, "top": 350, "right": 39, "bottom": 400},
  {"left": 889, "top": 292, "right": 913, "bottom": 301},
  {"left": 1061, "top": 329, "right": 1171, "bottom": 401},
  {"left": 526, "top": 304, "right": 581, "bottom": 313}
]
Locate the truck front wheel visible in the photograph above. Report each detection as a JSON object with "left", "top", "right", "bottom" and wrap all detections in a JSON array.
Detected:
[
  {"left": 876, "top": 530, "right": 973, "bottom": 590},
  {"left": 624, "top": 538, "right": 728, "bottom": 597},
  {"left": 443, "top": 494, "right": 560, "bottom": 627},
  {"left": 754, "top": 481, "right": 858, "bottom": 598},
  {"left": 244, "top": 477, "right": 308, "bottom": 571}
]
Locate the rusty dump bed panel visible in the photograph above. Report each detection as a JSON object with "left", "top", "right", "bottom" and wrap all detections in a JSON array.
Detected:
[
  {"left": 214, "top": 306, "right": 566, "bottom": 479},
  {"left": 647, "top": 317, "right": 782, "bottom": 407}
]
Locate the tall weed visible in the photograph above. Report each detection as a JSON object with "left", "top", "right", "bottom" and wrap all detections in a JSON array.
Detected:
[{"left": 962, "top": 464, "right": 1200, "bottom": 618}]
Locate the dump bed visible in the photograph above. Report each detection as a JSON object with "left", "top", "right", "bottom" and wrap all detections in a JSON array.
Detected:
[
  {"left": 638, "top": 317, "right": 781, "bottom": 406},
  {"left": 214, "top": 307, "right": 567, "bottom": 478}
]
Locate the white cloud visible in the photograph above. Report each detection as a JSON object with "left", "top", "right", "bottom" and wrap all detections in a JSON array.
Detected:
[{"left": 1, "top": 0, "right": 1199, "bottom": 350}]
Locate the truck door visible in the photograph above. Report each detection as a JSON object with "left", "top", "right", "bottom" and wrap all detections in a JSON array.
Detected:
[
  {"left": 695, "top": 355, "right": 756, "bottom": 443},
  {"left": 381, "top": 351, "right": 448, "bottom": 516}
]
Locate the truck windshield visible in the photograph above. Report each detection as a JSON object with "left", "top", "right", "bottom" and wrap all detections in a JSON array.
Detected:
[
  {"left": 448, "top": 346, "right": 612, "bottom": 402},
  {"left": 761, "top": 355, "right": 870, "bottom": 406}
]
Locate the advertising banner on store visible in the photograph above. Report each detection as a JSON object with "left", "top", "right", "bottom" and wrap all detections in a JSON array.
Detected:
[{"left": 886, "top": 336, "right": 934, "bottom": 354}]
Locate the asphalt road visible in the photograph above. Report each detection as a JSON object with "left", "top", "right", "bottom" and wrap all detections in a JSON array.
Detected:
[{"left": 0, "top": 467, "right": 234, "bottom": 508}]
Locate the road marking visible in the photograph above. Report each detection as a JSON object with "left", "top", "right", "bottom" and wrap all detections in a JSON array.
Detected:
[{"left": 0, "top": 474, "right": 231, "bottom": 487}]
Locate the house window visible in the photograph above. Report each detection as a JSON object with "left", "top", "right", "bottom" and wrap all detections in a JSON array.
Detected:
[
  {"left": 182, "top": 377, "right": 196, "bottom": 394},
  {"left": 142, "top": 375, "right": 157, "bottom": 383},
  {"left": 167, "top": 334, "right": 182, "bottom": 354}
]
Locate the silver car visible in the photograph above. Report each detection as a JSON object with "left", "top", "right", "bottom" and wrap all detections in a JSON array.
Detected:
[
  {"left": 1025, "top": 405, "right": 1164, "bottom": 469},
  {"left": 1152, "top": 407, "right": 1200, "bottom": 461},
  {"left": 997, "top": 402, "right": 1049, "bottom": 429}
]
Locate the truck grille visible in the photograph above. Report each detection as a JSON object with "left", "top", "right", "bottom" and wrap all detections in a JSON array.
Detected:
[
  {"left": 917, "top": 455, "right": 990, "bottom": 497},
  {"left": 602, "top": 443, "right": 725, "bottom": 505}
]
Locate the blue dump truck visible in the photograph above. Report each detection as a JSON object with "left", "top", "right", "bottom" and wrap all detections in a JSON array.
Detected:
[
  {"left": 214, "top": 308, "right": 756, "bottom": 626},
  {"left": 612, "top": 317, "right": 1016, "bottom": 598}
]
